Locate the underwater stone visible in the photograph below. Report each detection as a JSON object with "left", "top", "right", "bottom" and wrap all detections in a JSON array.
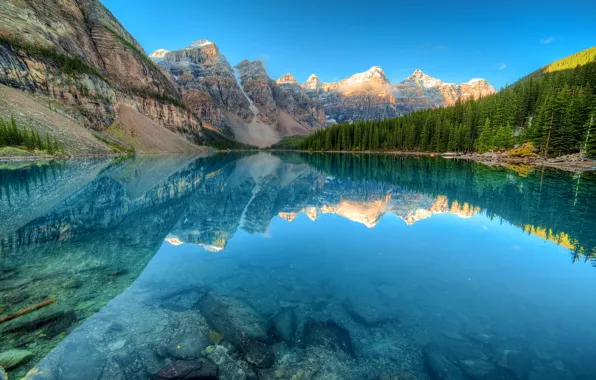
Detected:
[
  {"left": 152, "top": 359, "right": 217, "bottom": 379},
  {"left": 57, "top": 342, "right": 107, "bottom": 380},
  {"left": 303, "top": 318, "right": 355, "bottom": 357},
  {"left": 423, "top": 345, "right": 465, "bottom": 380},
  {"left": 271, "top": 307, "right": 297, "bottom": 346},
  {"left": 0, "top": 309, "right": 76, "bottom": 335},
  {"left": 458, "top": 359, "right": 495, "bottom": 379},
  {"left": 378, "top": 373, "right": 416, "bottom": 380},
  {"left": 495, "top": 349, "right": 532, "bottom": 380},
  {"left": 0, "top": 349, "right": 33, "bottom": 369},
  {"left": 166, "top": 334, "right": 209, "bottom": 360},
  {"left": 206, "top": 345, "right": 246, "bottom": 380},
  {"left": 342, "top": 300, "right": 397, "bottom": 327},
  {"left": 197, "top": 292, "right": 270, "bottom": 343},
  {"left": 238, "top": 337, "right": 274, "bottom": 369}
]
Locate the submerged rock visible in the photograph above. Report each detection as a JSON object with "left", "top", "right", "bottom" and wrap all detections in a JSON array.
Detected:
[
  {"left": 166, "top": 334, "right": 210, "bottom": 360},
  {"left": 423, "top": 346, "right": 464, "bottom": 380},
  {"left": 271, "top": 307, "right": 297, "bottom": 346},
  {"left": 1, "top": 309, "right": 77, "bottom": 336},
  {"left": 58, "top": 342, "right": 107, "bottom": 380},
  {"left": 495, "top": 349, "right": 532, "bottom": 379},
  {"left": 378, "top": 373, "right": 416, "bottom": 380},
  {"left": 342, "top": 300, "right": 396, "bottom": 327},
  {"left": 458, "top": 359, "right": 495, "bottom": 379},
  {"left": 197, "top": 292, "right": 269, "bottom": 343},
  {"left": 0, "top": 349, "right": 33, "bottom": 369},
  {"left": 206, "top": 345, "right": 246, "bottom": 380},
  {"left": 152, "top": 359, "right": 217, "bottom": 379},
  {"left": 303, "top": 318, "right": 355, "bottom": 357},
  {"left": 239, "top": 338, "right": 274, "bottom": 369}
]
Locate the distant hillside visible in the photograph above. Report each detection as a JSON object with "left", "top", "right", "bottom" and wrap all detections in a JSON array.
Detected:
[
  {"left": 300, "top": 45, "right": 596, "bottom": 159},
  {"left": 536, "top": 46, "right": 596, "bottom": 75}
]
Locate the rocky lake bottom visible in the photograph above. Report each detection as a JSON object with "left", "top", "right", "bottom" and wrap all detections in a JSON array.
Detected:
[{"left": 1, "top": 153, "right": 595, "bottom": 380}]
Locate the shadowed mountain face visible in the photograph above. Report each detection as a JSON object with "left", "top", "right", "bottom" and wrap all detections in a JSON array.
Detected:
[{"left": 1, "top": 154, "right": 595, "bottom": 379}]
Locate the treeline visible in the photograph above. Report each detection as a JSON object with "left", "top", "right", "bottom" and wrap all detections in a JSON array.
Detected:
[
  {"left": 0, "top": 116, "right": 64, "bottom": 154},
  {"left": 294, "top": 153, "right": 596, "bottom": 265},
  {"left": 300, "top": 47, "right": 596, "bottom": 158}
]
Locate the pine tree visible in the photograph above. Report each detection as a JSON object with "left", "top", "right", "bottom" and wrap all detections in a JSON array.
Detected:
[{"left": 45, "top": 133, "right": 53, "bottom": 153}]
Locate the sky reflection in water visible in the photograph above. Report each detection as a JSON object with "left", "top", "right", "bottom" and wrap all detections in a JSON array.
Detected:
[{"left": 1, "top": 153, "right": 595, "bottom": 380}]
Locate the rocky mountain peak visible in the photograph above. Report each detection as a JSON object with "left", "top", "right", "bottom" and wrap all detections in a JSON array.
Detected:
[
  {"left": 235, "top": 60, "right": 269, "bottom": 81},
  {"left": 467, "top": 78, "right": 489, "bottom": 85},
  {"left": 276, "top": 73, "right": 298, "bottom": 85},
  {"left": 411, "top": 69, "right": 426, "bottom": 78},
  {"left": 189, "top": 39, "right": 214, "bottom": 48},
  {"left": 402, "top": 69, "right": 443, "bottom": 88},
  {"left": 149, "top": 49, "right": 169, "bottom": 58},
  {"left": 343, "top": 66, "right": 389, "bottom": 85},
  {"left": 303, "top": 74, "right": 321, "bottom": 90}
]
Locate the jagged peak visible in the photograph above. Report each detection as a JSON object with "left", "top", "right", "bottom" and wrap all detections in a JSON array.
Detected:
[
  {"left": 235, "top": 59, "right": 269, "bottom": 80},
  {"left": 188, "top": 39, "right": 215, "bottom": 48},
  {"left": 277, "top": 73, "right": 298, "bottom": 84},
  {"left": 303, "top": 74, "right": 322, "bottom": 90},
  {"left": 467, "top": 78, "right": 488, "bottom": 84},
  {"left": 149, "top": 48, "right": 169, "bottom": 58},
  {"left": 411, "top": 68, "right": 426, "bottom": 77},
  {"left": 343, "top": 66, "right": 389, "bottom": 85}
]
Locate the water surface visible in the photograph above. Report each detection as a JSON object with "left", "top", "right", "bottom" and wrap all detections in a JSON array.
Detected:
[{"left": 1, "top": 153, "right": 595, "bottom": 380}]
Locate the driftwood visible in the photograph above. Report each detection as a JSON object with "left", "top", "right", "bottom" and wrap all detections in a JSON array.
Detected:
[{"left": 0, "top": 298, "right": 56, "bottom": 324}]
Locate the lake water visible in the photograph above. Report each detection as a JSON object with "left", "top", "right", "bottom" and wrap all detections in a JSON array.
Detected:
[{"left": 1, "top": 153, "right": 595, "bottom": 380}]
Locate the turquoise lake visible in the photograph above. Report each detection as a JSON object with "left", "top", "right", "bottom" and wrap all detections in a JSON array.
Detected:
[{"left": 0, "top": 153, "right": 595, "bottom": 380}]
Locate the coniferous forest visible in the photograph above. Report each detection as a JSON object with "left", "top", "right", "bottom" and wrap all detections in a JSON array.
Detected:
[
  {"left": 300, "top": 46, "right": 596, "bottom": 158},
  {"left": 0, "top": 115, "right": 64, "bottom": 155}
]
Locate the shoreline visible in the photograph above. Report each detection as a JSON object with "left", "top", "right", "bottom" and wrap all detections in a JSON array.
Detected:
[
  {"left": 3, "top": 149, "right": 595, "bottom": 173},
  {"left": 279, "top": 149, "right": 596, "bottom": 173}
]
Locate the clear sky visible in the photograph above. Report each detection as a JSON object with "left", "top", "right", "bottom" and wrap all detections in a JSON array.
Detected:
[{"left": 101, "top": 0, "right": 595, "bottom": 89}]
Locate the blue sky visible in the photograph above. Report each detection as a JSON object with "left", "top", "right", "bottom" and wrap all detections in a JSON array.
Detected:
[{"left": 102, "top": 0, "right": 596, "bottom": 89}]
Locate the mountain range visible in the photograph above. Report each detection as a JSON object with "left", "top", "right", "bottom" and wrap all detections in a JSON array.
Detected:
[
  {"left": 0, "top": 0, "right": 494, "bottom": 151},
  {"left": 150, "top": 41, "right": 495, "bottom": 146}
]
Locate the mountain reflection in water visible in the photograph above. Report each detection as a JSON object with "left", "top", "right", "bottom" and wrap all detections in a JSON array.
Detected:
[{"left": 0, "top": 153, "right": 595, "bottom": 380}]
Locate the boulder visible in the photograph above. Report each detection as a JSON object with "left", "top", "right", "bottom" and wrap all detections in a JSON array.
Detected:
[
  {"left": 495, "top": 349, "right": 532, "bottom": 380},
  {"left": 238, "top": 339, "right": 274, "bottom": 369},
  {"left": 152, "top": 360, "right": 217, "bottom": 380},
  {"left": 58, "top": 342, "right": 107, "bottom": 380},
  {"left": 0, "top": 349, "right": 33, "bottom": 369},
  {"left": 342, "top": 300, "right": 396, "bottom": 327},
  {"left": 458, "top": 359, "right": 495, "bottom": 379},
  {"left": 197, "top": 293, "right": 269, "bottom": 343},
  {"left": 206, "top": 345, "right": 246, "bottom": 380},
  {"left": 303, "top": 318, "right": 355, "bottom": 357},
  {"left": 166, "top": 334, "right": 210, "bottom": 360},
  {"left": 423, "top": 346, "right": 464, "bottom": 380},
  {"left": 271, "top": 307, "right": 297, "bottom": 346}
]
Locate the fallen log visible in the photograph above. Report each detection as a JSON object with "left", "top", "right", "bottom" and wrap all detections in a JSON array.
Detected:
[{"left": 0, "top": 298, "right": 56, "bottom": 325}]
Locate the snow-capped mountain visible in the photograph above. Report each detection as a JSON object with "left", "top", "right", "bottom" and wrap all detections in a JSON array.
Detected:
[
  {"left": 150, "top": 40, "right": 495, "bottom": 144},
  {"left": 148, "top": 48, "right": 169, "bottom": 62},
  {"left": 301, "top": 67, "right": 495, "bottom": 123}
]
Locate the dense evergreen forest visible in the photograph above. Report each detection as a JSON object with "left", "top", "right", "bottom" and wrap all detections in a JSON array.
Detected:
[
  {"left": 291, "top": 152, "right": 596, "bottom": 265},
  {"left": 0, "top": 115, "right": 64, "bottom": 154},
  {"left": 300, "top": 46, "right": 596, "bottom": 158}
]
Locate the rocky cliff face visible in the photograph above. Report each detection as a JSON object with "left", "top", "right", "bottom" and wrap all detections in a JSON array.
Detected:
[
  {"left": 0, "top": 0, "right": 208, "bottom": 153},
  {"left": 155, "top": 43, "right": 325, "bottom": 146},
  {"left": 303, "top": 67, "right": 496, "bottom": 124}
]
